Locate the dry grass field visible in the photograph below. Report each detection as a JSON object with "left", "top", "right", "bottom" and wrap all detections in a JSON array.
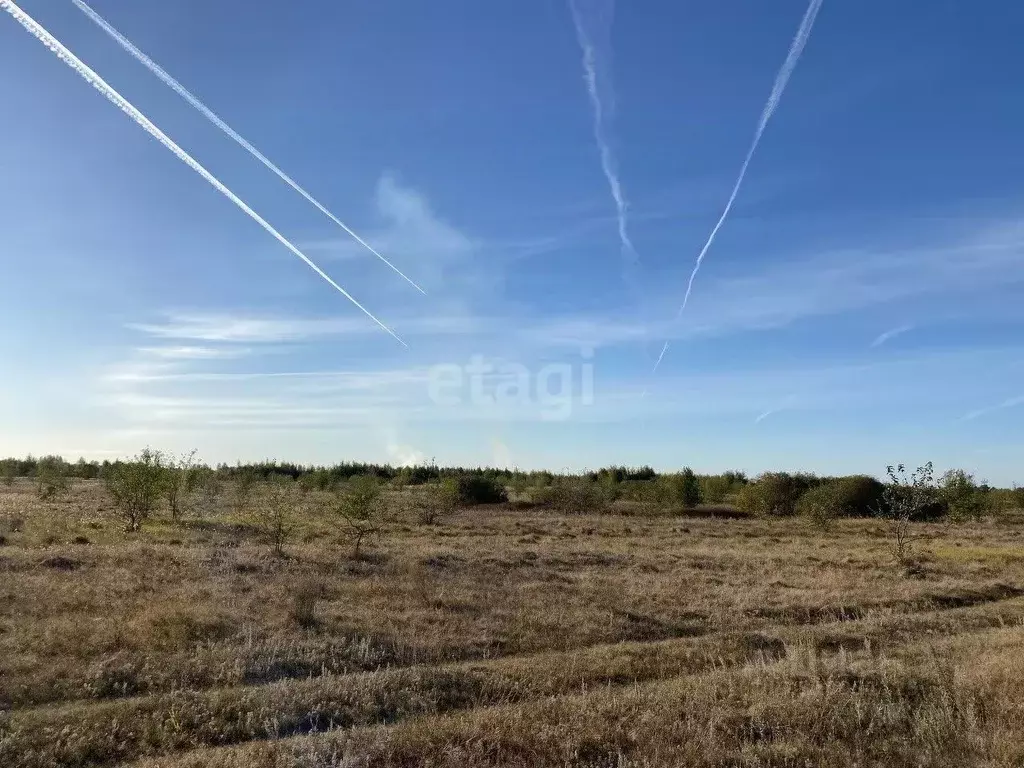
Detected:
[{"left": 2, "top": 478, "right": 1024, "bottom": 767}]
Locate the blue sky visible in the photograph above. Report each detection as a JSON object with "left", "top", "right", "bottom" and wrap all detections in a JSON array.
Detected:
[{"left": 2, "top": 0, "right": 1024, "bottom": 483}]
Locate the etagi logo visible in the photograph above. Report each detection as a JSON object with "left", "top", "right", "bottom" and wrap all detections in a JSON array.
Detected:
[{"left": 427, "top": 349, "right": 594, "bottom": 421}]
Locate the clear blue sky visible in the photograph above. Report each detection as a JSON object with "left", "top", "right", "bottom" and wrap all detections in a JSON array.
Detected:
[{"left": 2, "top": 0, "right": 1023, "bottom": 483}]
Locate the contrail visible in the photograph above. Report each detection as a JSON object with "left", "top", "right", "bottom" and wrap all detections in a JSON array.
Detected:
[
  {"left": 72, "top": 0, "right": 426, "bottom": 296},
  {"left": 1, "top": 0, "right": 405, "bottom": 346},
  {"left": 650, "top": 0, "right": 824, "bottom": 378},
  {"left": 568, "top": 0, "right": 638, "bottom": 269}
]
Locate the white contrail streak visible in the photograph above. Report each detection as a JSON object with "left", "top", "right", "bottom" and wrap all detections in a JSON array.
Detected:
[
  {"left": 72, "top": 0, "right": 425, "bottom": 296},
  {"left": 568, "top": 0, "right": 638, "bottom": 267},
  {"left": 2, "top": 0, "right": 405, "bottom": 346},
  {"left": 650, "top": 0, "right": 824, "bottom": 378}
]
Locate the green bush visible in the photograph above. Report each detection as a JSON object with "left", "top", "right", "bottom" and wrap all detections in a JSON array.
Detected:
[
  {"left": 938, "top": 469, "right": 990, "bottom": 522},
  {"left": 699, "top": 475, "right": 732, "bottom": 504},
  {"left": 454, "top": 474, "right": 508, "bottom": 506},
  {"left": 105, "top": 449, "right": 169, "bottom": 531},
  {"left": 737, "top": 472, "right": 812, "bottom": 517},
  {"left": 677, "top": 467, "right": 702, "bottom": 508},
  {"left": 0, "top": 459, "right": 16, "bottom": 486},
  {"left": 536, "top": 478, "right": 610, "bottom": 513},
  {"left": 334, "top": 475, "right": 388, "bottom": 558},
  {"left": 797, "top": 475, "right": 885, "bottom": 524},
  {"left": 36, "top": 455, "right": 70, "bottom": 500}
]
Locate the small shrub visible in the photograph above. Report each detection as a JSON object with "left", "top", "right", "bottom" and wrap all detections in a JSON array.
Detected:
[
  {"left": 877, "top": 462, "right": 941, "bottom": 567},
  {"left": 699, "top": 475, "right": 732, "bottom": 504},
  {"left": 737, "top": 472, "right": 810, "bottom": 517},
  {"left": 938, "top": 469, "right": 989, "bottom": 522},
  {"left": 1, "top": 459, "right": 16, "bottom": 486},
  {"left": 105, "top": 449, "right": 168, "bottom": 532},
  {"left": 1012, "top": 485, "right": 1024, "bottom": 511},
  {"left": 163, "top": 449, "right": 200, "bottom": 522},
  {"left": 536, "top": 478, "right": 610, "bottom": 513},
  {"left": 35, "top": 455, "right": 70, "bottom": 500},
  {"left": 335, "top": 475, "right": 388, "bottom": 558},
  {"left": 251, "top": 475, "right": 296, "bottom": 556},
  {"left": 232, "top": 468, "right": 260, "bottom": 513},
  {"left": 454, "top": 474, "right": 508, "bottom": 506},
  {"left": 677, "top": 467, "right": 702, "bottom": 508},
  {"left": 419, "top": 479, "right": 458, "bottom": 525},
  {"left": 797, "top": 475, "right": 885, "bottom": 526},
  {"left": 289, "top": 579, "right": 322, "bottom": 628}
]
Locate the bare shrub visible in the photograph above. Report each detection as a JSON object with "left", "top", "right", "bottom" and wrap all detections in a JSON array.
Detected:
[
  {"left": 251, "top": 475, "right": 296, "bottom": 556},
  {"left": 163, "top": 449, "right": 200, "bottom": 522},
  {"left": 289, "top": 579, "right": 322, "bottom": 628}
]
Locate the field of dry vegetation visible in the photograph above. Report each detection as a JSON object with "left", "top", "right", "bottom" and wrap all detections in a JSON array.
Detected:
[{"left": 2, "top": 474, "right": 1024, "bottom": 767}]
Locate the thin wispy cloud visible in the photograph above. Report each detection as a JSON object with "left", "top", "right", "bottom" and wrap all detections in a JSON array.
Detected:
[
  {"left": 650, "top": 0, "right": 825, "bottom": 379},
  {"left": 754, "top": 394, "right": 799, "bottom": 424},
  {"left": 72, "top": 0, "right": 425, "bottom": 296},
  {"left": 870, "top": 324, "right": 914, "bottom": 348},
  {"left": 138, "top": 346, "right": 252, "bottom": 360},
  {"left": 568, "top": 0, "right": 639, "bottom": 276},
  {"left": 961, "top": 395, "right": 1024, "bottom": 421},
  {"left": 1, "top": 0, "right": 405, "bottom": 346}
]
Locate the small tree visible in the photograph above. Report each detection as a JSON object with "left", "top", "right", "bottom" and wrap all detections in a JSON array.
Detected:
[
  {"left": 251, "top": 475, "right": 295, "bottom": 556},
  {"left": 335, "top": 475, "right": 387, "bottom": 559},
  {"left": 418, "top": 478, "right": 458, "bottom": 525},
  {"left": 678, "top": 467, "right": 702, "bottom": 509},
  {"left": 36, "top": 455, "right": 70, "bottom": 500},
  {"left": 938, "top": 469, "right": 988, "bottom": 522},
  {"left": 105, "top": 449, "right": 168, "bottom": 532},
  {"left": 875, "top": 462, "right": 939, "bottom": 567},
  {"left": 163, "top": 450, "right": 200, "bottom": 522},
  {"left": 1, "top": 458, "right": 19, "bottom": 487},
  {"left": 232, "top": 468, "right": 260, "bottom": 514}
]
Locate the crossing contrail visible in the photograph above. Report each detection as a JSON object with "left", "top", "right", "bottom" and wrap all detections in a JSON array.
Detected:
[
  {"left": 568, "top": 0, "right": 639, "bottom": 270},
  {"left": 650, "top": 0, "right": 824, "bottom": 378},
  {"left": 72, "top": 0, "right": 426, "bottom": 296},
  {"left": 1, "top": 0, "right": 405, "bottom": 346}
]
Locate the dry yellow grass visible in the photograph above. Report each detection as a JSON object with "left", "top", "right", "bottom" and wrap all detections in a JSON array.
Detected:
[{"left": 1, "top": 479, "right": 1023, "bottom": 767}]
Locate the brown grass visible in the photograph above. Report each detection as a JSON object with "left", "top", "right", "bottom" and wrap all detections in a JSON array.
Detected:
[{"left": 1, "top": 479, "right": 1022, "bottom": 767}]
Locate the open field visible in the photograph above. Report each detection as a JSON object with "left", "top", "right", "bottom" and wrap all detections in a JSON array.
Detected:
[{"left": 2, "top": 478, "right": 1024, "bottom": 767}]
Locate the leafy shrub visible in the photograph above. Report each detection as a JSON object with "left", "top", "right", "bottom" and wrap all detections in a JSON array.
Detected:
[
  {"left": 163, "top": 450, "right": 200, "bottom": 522},
  {"left": 454, "top": 474, "right": 508, "bottom": 506},
  {"left": 877, "top": 462, "right": 943, "bottom": 567},
  {"left": 536, "top": 478, "right": 610, "bottom": 513},
  {"left": 677, "top": 468, "right": 702, "bottom": 508},
  {"left": 1, "top": 459, "right": 17, "bottom": 486},
  {"left": 797, "top": 475, "right": 885, "bottom": 525},
  {"left": 1013, "top": 485, "right": 1024, "bottom": 511},
  {"left": 737, "top": 472, "right": 812, "bottom": 517},
  {"left": 335, "top": 475, "right": 388, "bottom": 558},
  {"left": 418, "top": 479, "right": 458, "bottom": 525},
  {"left": 105, "top": 449, "right": 168, "bottom": 531},
  {"left": 796, "top": 483, "right": 841, "bottom": 528},
  {"left": 938, "top": 469, "right": 990, "bottom": 522},
  {"left": 36, "top": 455, "right": 70, "bottom": 500},
  {"left": 699, "top": 475, "right": 732, "bottom": 504}
]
